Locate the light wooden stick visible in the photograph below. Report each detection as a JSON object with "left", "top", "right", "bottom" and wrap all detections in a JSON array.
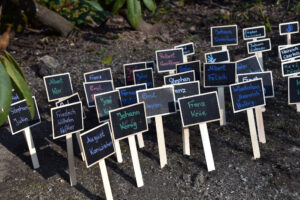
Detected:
[
  {"left": 66, "top": 133, "right": 77, "bottom": 186},
  {"left": 99, "top": 160, "right": 113, "bottom": 200},
  {"left": 114, "top": 140, "right": 123, "bottom": 163},
  {"left": 218, "top": 87, "right": 226, "bottom": 126},
  {"left": 128, "top": 135, "right": 144, "bottom": 187},
  {"left": 24, "top": 127, "right": 40, "bottom": 169},
  {"left": 136, "top": 133, "right": 145, "bottom": 148},
  {"left": 287, "top": 34, "right": 291, "bottom": 45},
  {"left": 199, "top": 123, "right": 215, "bottom": 172},
  {"left": 246, "top": 109, "right": 261, "bottom": 159},
  {"left": 255, "top": 107, "right": 266, "bottom": 143},
  {"left": 155, "top": 116, "right": 167, "bottom": 168},
  {"left": 182, "top": 127, "right": 190, "bottom": 155},
  {"left": 75, "top": 132, "right": 85, "bottom": 161}
]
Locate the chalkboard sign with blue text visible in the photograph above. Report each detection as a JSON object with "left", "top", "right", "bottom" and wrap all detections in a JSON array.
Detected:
[
  {"left": 164, "top": 71, "right": 195, "bottom": 85},
  {"left": 137, "top": 86, "right": 176, "bottom": 118},
  {"left": 288, "top": 76, "right": 300, "bottom": 104},
  {"left": 236, "top": 55, "right": 262, "bottom": 74},
  {"left": 109, "top": 102, "right": 148, "bottom": 140},
  {"left": 174, "top": 42, "right": 195, "bottom": 56},
  {"left": 146, "top": 61, "right": 156, "bottom": 72},
  {"left": 43, "top": 73, "right": 73, "bottom": 102},
  {"left": 51, "top": 101, "right": 84, "bottom": 139},
  {"left": 95, "top": 90, "right": 122, "bottom": 122},
  {"left": 83, "top": 81, "right": 114, "bottom": 107},
  {"left": 243, "top": 26, "right": 266, "bottom": 40},
  {"left": 211, "top": 25, "right": 238, "bottom": 47},
  {"left": 124, "top": 62, "right": 146, "bottom": 85},
  {"left": 279, "top": 43, "right": 300, "bottom": 61},
  {"left": 178, "top": 92, "right": 220, "bottom": 127},
  {"left": 279, "top": 21, "right": 299, "bottom": 35},
  {"left": 176, "top": 60, "right": 201, "bottom": 81},
  {"left": 230, "top": 79, "right": 265, "bottom": 113},
  {"left": 174, "top": 81, "right": 200, "bottom": 110},
  {"left": 247, "top": 38, "right": 271, "bottom": 54},
  {"left": 281, "top": 59, "right": 300, "bottom": 77},
  {"left": 134, "top": 68, "right": 154, "bottom": 88},
  {"left": 8, "top": 96, "right": 41, "bottom": 135},
  {"left": 204, "top": 62, "right": 236, "bottom": 87},
  {"left": 205, "top": 50, "right": 230, "bottom": 63},
  {"left": 84, "top": 68, "right": 112, "bottom": 82},
  {"left": 80, "top": 123, "right": 115, "bottom": 168},
  {"left": 117, "top": 84, "right": 147, "bottom": 106},
  {"left": 11, "top": 90, "right": 21, "bottom": 103},
  {"left": 156, "top": 49, "right": 184, "bottom": 73}
]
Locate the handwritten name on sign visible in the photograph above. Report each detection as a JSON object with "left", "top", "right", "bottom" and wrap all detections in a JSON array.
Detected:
[
  {"left": 280, "top": 44, "right": 300, "bottom": 61},
  {"left": 288, "top": 76, "right": 300, "bottom": 104},
  {"left": 109, "top": 102, "right": 148, "bottom": 140},
  {"left": 83, "top": 81, "right": 114, "bottom": 108},
  {"left": 236, "top": 55, "right": 262, "bottom": 74},
  {"left": 178, "top": 92, "right": 220, "bottom": 127},
  {"left": 80, "top": 123, "right": 115, "bottom": 168},
  {"left": 8, "top": 97, "right": 41, "bottom": 135},
  {"left": 243, "top": 26, "right": 266, "bottom": 40},
  {"left": 238, "top": 71, "right": 274, "bottom": 98},
  {"left": 117, "top": 84, "right": 146, "bottom": 106},
  {"left": 230, "top": 79, "right": 265, "bottom": 113},
  {"left": 156, "top": 49, "right": 184, "bottom": 73},
  {"left": 43, "top": 73, "right": 73, "bottom": 102},
  {"left": 279, "top": 21, "right": 299, "bottom": 35},
  {"left": 176, "top": 61, "right": 201, "bottom": 81},
  {"left": 134, "top": 68, "right": 154, "bottom": 88},
  {"left": 51, "top": 102, "right": 84, "bottom": 139},
  {"left": 174, "top": 42, "right": 195, "bottom": 56},
  {"left": 205, "top": 50, "right": 230, "bottom": 63},
  {"left": 174, "top": 81, "right": 200, "bottom": 110},
  {"left": 247, "top": 38, "right": 271, "bottom": 54},
  {"left": 211, "top": 25, "right": 238, "bottom": 47},
  {"left": 137, "top": 86, "right": 176, "bottom": 118},
  {"left": 56, "top": 93, "right": 86, "bottom": 119},
  {"left": 282, "top": 60, "right": 300, "bottom": 76},
  {"left": 124, "top": 62, "right": 146, "bottom": 85},
  {"left": 146, "top": 61, "right": 156, "bottom": 72},
  {"left": 95, "top": 91, "right": 121, "bottom": 122},
  {"left": 204, "top": 62, "right": 236, "bottom": 87},
  {"left": 84, "top": 68, "right": 112, "bottom": 82},
  {"left": 11, "top": 90, "right": 21, "bottom": 103},
  {"left": 164, "top": 71, "right": 195, "bottom": 85}
]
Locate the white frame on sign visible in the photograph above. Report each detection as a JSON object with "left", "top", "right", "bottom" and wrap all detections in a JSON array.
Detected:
[
  {"left": 133, "top": 68, "right": 154, "bottom": 88},
  {"left": 279, "top": 43, "right": 300, "bottom": 61},
  {"left": 55, "top": 92, "right": 80, "bottom": 107},
  {"left": 204, "top": 50, "right": 230, "bottom": 63},
  {"left": 279, "top": 21, "right": 299, "bottom": 35},
  {"left": 83, "top": 68, "right": 113, "bottom": 82},
  {"left": 174, "top": 42, "right": 195, "bottom": 56},
  {"left": 246, "top": 38, "right": 272, "bottom": 54},
  {"left": 164, "top": 70, "right": 196, "bottom": 85},
  {"left": 155, "top": 48, "right": 184, "bottom": 73},
  {"left": 236, "top": 55, "right": 263, "bottom": 74},
  {"left": 123, "top": 62, "right": 147, "bottom": 85},
  {"left": 281, "top": 59, "right": 300, "bottom": 77},
  {"left": 210, "top": 25, "right": 238, "bottom": 47},
  {"left": 242, "top": 25, "right": 266, "bottom": 40}
]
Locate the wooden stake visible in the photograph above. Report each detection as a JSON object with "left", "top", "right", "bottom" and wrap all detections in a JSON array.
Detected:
[
  {"left": 23, "top": 127, "right": 40, "bottom": 169},
  {"left": 114, "top": 140, "right": 123, "bottom": 163},
  {"left": 136, "top": 133, "right": 145, "bottom": 148},
  {"left": 182, "top": 127, "right": 190, "bottom": 156},
  {"left": 246, "top": 109, "right": 261, "bottom": 159},
  {"left": 75, "top": 132, "right": 85, "bottom": 161},
  {"left": 287, "top": 34, "right": 291, "bottom": 45},
  {"left": 128, "top": 135, "right": 144, "bottom": 187},
  {"left": 99, "top": 160, "right": 113, "bottom": 200},
  {"left": 155, "top": 116, "right": 167, "bottom": 168},
  {"left": 218, "top": 87, "right": 226, "bottom": 126},
  {"left": 199, "top": 123, "right": 215, "bottom": 172},
  {"left": 66, "top": 133, "right": 77, "bottom": 186},
  {"left": 255, "top": 107, "right": 266, "bottom": 143}
]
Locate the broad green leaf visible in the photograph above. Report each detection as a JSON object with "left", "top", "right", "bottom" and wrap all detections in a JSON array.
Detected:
[
  {"left": 143, "top": 0, "right": 156, "bottom": 13},
  {"left": 4, "top": 51, "right": 25, "bottom": 79},
  {"left": 127, "top": 0, "right": 141, "bottom": 29},
  {"left": 112, "top": 0, "right": 126, "bottom": 14},
  {"left": 101, "top": 56, "right": 113, "bottom": 64},
  {"left": 0, "top": 61, "right": 12, "bottom": 126},
  {"left": 86, "top": 1, "right": 104, "bottom": 11},
  {"left": 105, "top": 0, "right": 114, "bottom": 5}
]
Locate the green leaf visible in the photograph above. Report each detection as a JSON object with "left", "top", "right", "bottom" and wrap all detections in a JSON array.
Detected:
[
  {"left": 86, "top": 1, "right": 104, "bottom": 11},
  {"left": 127, "top": 0, "right": 141, "bottom": 29},
  {"left": 105, "top": 0, "right": 113, "bottom": 5},
  {"left": 112, "top": 0, "right": 126, "bottom": 14},
  {"left": 3, "top": 51, "right": 25, "bottom": 79},
  {"left": 143, "top": 0, "right": 156, "bottom": 13},
  {"left": 101, "top": 56, "right": 113, "bottom": 64},
  {"left": 0, "top": 61, "right": 12, "bottom": 126}
]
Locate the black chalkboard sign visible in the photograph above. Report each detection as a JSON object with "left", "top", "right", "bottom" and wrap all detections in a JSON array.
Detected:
[
  {"left": 205, "top": 50, "right": 230, "bottom": 63},
  {"left": 146, "top": 61, "right": 156, "bottom": 72},
  {"left": 174, "top": 81, "right": 200, "bottom": 110},
  {"left": 238, "top": 71, "right": 274, "bottom": 98},
  {"left": 83, "top": 81, "right": 114, "bottom": 108},
  {"left": 243, "top": 26, "right": 266, "bottom": 40},
  {"left": 288, "top": 76, "right": 300, "bottom": 104},
  {"left": 211, "top": 25, "right": 238, "bottom": 47},
  {"left": 176, "top": 61, "right": 201, "bottom": 81},
  {"left": 56, "top": 93, "right": 86, "bottom": 119},
  {"left": 156, "top": 49, "right": 184, "bottom": 73},
  {"left": 43, "top": 73, "right": 73, "bottom": 102},
  {"left": 164, "top": 71, "right": 195, "bottom": 85},
  {"left": 279, "top": 44, "right": 300, "bottom": 61},
  {"left": 124, "top": 62, "right": 146, "bottom": 85},
  {"left": 8, "top": 96, "right": 41, "bottom": 135},
  {"left": 117, "top": 84, "right": 147, "bottom": 106},
  {"left": 279, "top": 21, "right": 299, "bottom": 35},
  {"left": 84, "top": 68, "right": 112, "bottom": 82},
  {"left": 95, "top": 90, "right": 121, "bottom": 122},
  {"left": 134, "top": 68, "right": 154, "bottom": 88},
  {"left": 174, "top": 42, "right": 195, "bottom": 56},
  {"left": 230, "top": 79, "right": 265, "bottom": 113},
  {"left": 80, "top": 123, "right": 115, "bottom": 168},
  {"left": 51, "top": 101, "right": 84, "bottom": 139},
  {"left": 11, "top": 90, "right": 21, "bottom": 103},
  {"left": 137, "top": 86, "right": 176, "bottom": 118},
  {"left": 247, "top": 38, "right": 271, "bottom": 54},
  {"left": 204, "top": 62, "right": 236, "bottom": 87},
  {"left": 109, "top": 102, "right": 148, "bottom": 140},
  {"left": 178, "top": 92, "right": 220, "bottom": 127},
  {"left": 236, "top": 55, "right": 262, "bottom": 74},
  {"left": 281, "top": 60, "right": 300, "bottom": 76}
]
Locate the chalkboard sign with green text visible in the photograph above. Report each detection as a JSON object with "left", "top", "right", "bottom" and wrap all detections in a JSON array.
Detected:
[
  {"left": 236, "top": 55, "right": 262, "bottom": 74},
  {"left": 84, "top": 68, "right": 112, "bottom": 82},
  {"left": 156, "top": 49, "right": 184, "bottom": 73},
  {"left": 164, "top": 71, "right": 195, "bottom": 85},
  {"left": 117, "top": 84, "right": 147, "bottom": 106},
  {"left": 176, "top": 61, "right": 201, "bottom": 81},
  {"left": 279, "top": 21, "right": 299, "bottom": 35},
  {"left": 247, "top": 38, "right": 271, "bottom": 54},
  {"left": 205, "top": 50, "right": 230, "bottom": 63},
  {"left": 124, "top": 62, "right": 146, "bottom": 85},
  {"left": 288, "top": 76, "right": 300, "bottom": 104},
  {"left": 282, "top": 60, "right": 300, "bottom": 77},
  {"left": 134, "top": 68, "right": 154, "bottom": 88},
  {"left": 211, "top": 25, "right": 238, "bottom": 47},
  {"left": 174, "top": 42, "right": 195, "bottom": 56},
  {"left": 204, "top": 62, "right": 236, "bottom": 87}
]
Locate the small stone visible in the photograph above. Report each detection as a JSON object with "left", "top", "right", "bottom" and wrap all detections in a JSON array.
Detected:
[{"left": 37, "top": 55, "right": 60, "bottom": 77}]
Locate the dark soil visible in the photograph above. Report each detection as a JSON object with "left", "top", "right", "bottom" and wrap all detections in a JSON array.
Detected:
[{"left": 0, "top": 1, "right": 300, "bottom": 199}]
